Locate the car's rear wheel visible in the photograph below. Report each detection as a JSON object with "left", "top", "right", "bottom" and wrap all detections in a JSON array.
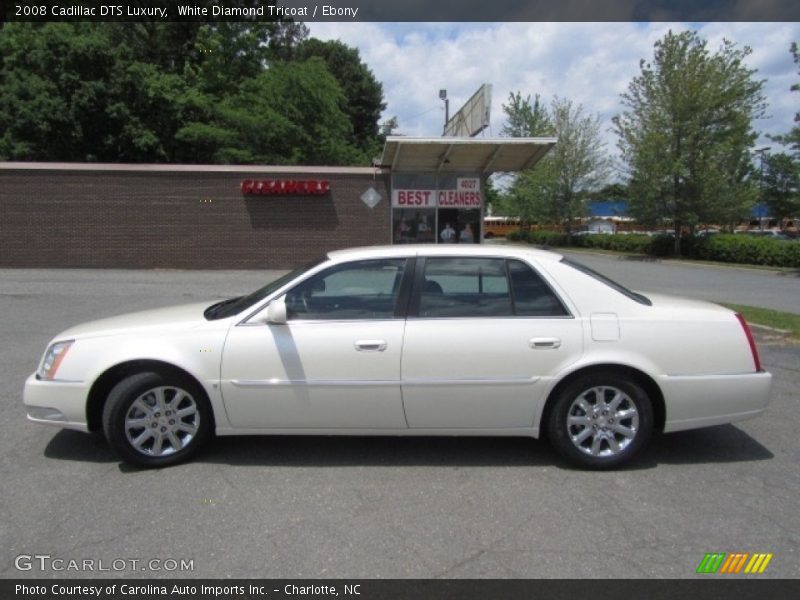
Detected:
[
  {"left": 102, "top": 372, "right": 211, "bottom": 468},
  {"left": 547, "top": 374, "right": 653, "bottom": 469}
]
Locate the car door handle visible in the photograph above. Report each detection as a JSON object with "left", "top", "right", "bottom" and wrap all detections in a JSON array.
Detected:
[
  {"left": 529, "top": 337, "right": 561, "bottom": 349},
  {"left": 354, "top": 340, "right": 388, "bottom": 352}
]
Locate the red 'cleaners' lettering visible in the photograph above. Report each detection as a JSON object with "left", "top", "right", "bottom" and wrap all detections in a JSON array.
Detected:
[{"left": 241, "top": 179, "right": 331, "bottom": 196}]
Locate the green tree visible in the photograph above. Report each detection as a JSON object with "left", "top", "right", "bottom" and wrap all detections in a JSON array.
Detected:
[
  {"left": 500, "top": 92, "right": 554, "bottom": 225},
  {"left": 760, "top": 152, "right": 800, "bottom": 225},
  {"left": 500, "top": 92, "right": 554, "bottom": 137},
  {"left": 0, "top": 24, "right": 115, "bottom": 160},
  {"left": 613, "top": 30, "right": 766, "bottom": 252},
  {"left": 191, "top": 21, "right": 307, "bottom": 95},
  {"left": 506, "top": 159, "right": 558, "bottom": 226},
  {"left": 295, "top": 38, "right": 386, "bottom": 158},
  {"left": 178, "top": 58, "right": 361, "bottom": 165},
  {"left": 770, "top": 42, "right": 800, "bottom": 154},
  {"left": 505, "top": 96, "right": 609, "bottom": 236},
  {"left": 595, "top": 183, "right": 629, "bottom": 200},
  {"left": 0, "top": 21, "right": 378, "bottom": 166},
  {"left": 548, "top": 98, "right": 611, "bottom": 236}
]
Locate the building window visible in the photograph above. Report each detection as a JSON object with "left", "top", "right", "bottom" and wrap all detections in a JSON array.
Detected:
[{"left": 391, "top": 174, "right": 484, "bottom": 245}]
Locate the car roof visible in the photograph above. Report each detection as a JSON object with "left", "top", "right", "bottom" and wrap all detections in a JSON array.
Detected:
[{"left": 326, "top": 244, "right": 564, "bottom": 263}]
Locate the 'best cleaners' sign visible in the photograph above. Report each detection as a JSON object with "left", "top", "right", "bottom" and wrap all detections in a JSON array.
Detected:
[{"left": 392, "top": 178, "right": 481, "bottom": 208}]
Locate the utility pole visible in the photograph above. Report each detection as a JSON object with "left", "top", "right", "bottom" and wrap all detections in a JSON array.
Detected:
[
  {"left": 753, "top": 146, "right": 770, "bottom": 231},
  {"left": 439, "top": 89, "right": 449, "bottom": 135}
]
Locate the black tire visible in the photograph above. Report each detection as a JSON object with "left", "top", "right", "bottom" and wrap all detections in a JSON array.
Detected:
[
  {"left": 102, "top": 371, "right": 212, "bottom": 468},
  {"left": 547, "top": 374, "right": 653, "bottom": 469}
]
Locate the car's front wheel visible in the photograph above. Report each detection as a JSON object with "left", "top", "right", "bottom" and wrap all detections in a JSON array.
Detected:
[
  {"left": 102, "top": 372, "right": 211, "bottom": 468},
  {"left": 547, "top": 374, "right": 653, "bottom": 469}
]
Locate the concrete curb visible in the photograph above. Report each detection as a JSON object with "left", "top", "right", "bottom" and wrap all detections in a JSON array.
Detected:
[{"left": 748, "top": 322, "right": 792, "bottom": 335}]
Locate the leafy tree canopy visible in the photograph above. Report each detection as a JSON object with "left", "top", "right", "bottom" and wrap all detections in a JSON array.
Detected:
[
  {"left": 501, "top": 94, "right": 609, "bottom": 233},
  {"left": 500, "top": 92, "right": 554, "bottom": 138},
  {"left": 613, "top": 30, "right": 766, "bottom": 249},
  {"left": 0, "top": 21, "right": 382, "bottom": 166},
  {"left": 294, "top": 38, "right": 387, "bottom": 158},
  {"left": 760, "top": 152, "right": 800, "bottom": 224},
  {"left": 594, "top": 183, "right": 630, "bottom": 200},
  {"left": 770, "top": 42, "right": 800, "bottom": 154}
]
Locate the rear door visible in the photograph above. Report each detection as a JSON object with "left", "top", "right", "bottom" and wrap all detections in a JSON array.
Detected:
[{"left": 400, "top": 256, "right": 583, "bottom": 428}]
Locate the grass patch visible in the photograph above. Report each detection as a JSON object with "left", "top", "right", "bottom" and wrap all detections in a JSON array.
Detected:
[{"left": 719, "top": 303, "right": 800, "bottom": 340}]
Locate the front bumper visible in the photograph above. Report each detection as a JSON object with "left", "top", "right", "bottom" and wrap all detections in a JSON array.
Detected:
[
  {"left": 661, "top": 371, "right": 772, "bottom": 433},
  {"left": 23, "top": 373, "right": 90, "bottom": 432}
]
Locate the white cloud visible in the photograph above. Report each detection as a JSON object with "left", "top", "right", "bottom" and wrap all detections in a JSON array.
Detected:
[{"left": 308, "top": 21, "right": 800, "bottom": 164}]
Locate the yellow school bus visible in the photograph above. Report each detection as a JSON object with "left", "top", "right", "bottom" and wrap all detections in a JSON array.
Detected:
[{"left": 483, "top": 216, "right": 525, "bottom": 239}]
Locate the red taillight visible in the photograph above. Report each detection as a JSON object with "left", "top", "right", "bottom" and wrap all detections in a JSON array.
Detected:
[{"left": 735, "top": 313, "right": 762, "bottom": 372}]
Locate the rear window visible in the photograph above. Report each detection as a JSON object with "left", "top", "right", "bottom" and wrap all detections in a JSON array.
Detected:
[{"left": 560, "top": 258, "right": 652, "bottom": 306}]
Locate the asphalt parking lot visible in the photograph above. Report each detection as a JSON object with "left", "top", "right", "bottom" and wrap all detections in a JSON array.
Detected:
[
  {"left": 1, "top": 263, "right": 798, "bottom": 579},
  {"left": 557, "top": 248, "right": 800, "bottom": 313}
]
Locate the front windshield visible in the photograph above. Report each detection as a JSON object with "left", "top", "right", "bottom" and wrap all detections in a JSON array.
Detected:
[{"left": 204, "top": 256, "right": 326, "bottom": 320}]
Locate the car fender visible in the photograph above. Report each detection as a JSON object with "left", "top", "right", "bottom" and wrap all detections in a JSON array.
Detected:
[
  {"left": 531, "top": 348, "right": 665, "bottom": 432},
  {"left": 58, "top": 329, "right": 232, "bottom": 429}
]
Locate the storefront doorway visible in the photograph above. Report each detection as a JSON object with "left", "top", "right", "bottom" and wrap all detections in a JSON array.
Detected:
[
  {"left": 393, "top": 208, "right": 436, "bottom": 244},
  {"left": 381, "top": 136, "right": 557, "bottom": 247},
  {"left": 390, "top": 174, "right": 483, "bottom": 245},
  {"left": 436, "top": 208, "right": 480, "bottom": 244}
]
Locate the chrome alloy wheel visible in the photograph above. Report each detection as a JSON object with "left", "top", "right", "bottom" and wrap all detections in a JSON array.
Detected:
[
  {"left": 566, "top": 386, "right": 640, "bottom": 457},
  {"left": 123, "top": 386, "right": 199, "bottom": 457}
]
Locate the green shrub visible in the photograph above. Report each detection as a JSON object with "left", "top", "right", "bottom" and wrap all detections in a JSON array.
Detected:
[
  {"left": 527, "top": 231, "right": 568, "bottom": 246},
  {"left": 695, "top": 235, "right": 800, "bottom": 268},
  {"left": 506, "top": 229, "right": 800, "bottom": 268},
  {"left": 527, "top": 231, "right": 654, "bottom": 254},
  {"left": 649, "top": 234, "right": 678, "bottom": 256},
  {"left": 505, "top": 230, "right": 526, "bottom": 242}
]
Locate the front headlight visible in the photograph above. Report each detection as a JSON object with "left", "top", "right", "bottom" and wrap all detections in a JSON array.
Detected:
[{"left": 38, "top": 340, "right": 74, "bottom": 380}]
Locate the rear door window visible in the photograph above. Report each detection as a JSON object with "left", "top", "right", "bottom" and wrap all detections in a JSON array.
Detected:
[
  {"left": 416, "top": 257, "right": 571, "bottom": 318},
  {"left": 418, "top": 258, "right": 513, "bottom": 318}
]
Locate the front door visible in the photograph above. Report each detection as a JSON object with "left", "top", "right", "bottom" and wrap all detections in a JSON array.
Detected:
[{"left": 220, "top": 258, "right": 411, "bottom": 429}]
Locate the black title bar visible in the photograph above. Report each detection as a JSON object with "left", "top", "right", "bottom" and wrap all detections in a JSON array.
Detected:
[
  {"left": 4, "top": 579, "right": 800, "bottom": 600},
  {"left": 2, "top": 0, "right": 800, "bottom": 23}
]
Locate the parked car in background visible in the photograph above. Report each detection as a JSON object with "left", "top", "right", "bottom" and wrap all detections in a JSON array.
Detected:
[
  {"left": 735, "top": 229, "right": 792, "bottom": 241},
  {"left": 24, "top": 245, "right": 771, "bottom": 469},
  {"left": 696, "top": 228, "right": 721, "bottom": 237}
]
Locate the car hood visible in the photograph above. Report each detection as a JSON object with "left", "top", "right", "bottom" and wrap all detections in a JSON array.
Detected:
[{"left": 55, "top": 301, "right": 215, "bottom": 340}]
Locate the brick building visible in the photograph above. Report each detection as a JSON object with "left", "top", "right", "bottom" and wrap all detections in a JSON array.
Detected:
[{"left": 0, "top": 137, "right": 554, "bottom": 269}]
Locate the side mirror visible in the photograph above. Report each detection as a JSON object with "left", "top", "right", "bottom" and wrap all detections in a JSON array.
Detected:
[{"left": 266, "top": 297, "right": 287, "bottom": 324}]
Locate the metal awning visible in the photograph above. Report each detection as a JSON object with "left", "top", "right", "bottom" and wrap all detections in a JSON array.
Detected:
[{"left": 380, "top": 136, "right": 557, "bottom": 174}]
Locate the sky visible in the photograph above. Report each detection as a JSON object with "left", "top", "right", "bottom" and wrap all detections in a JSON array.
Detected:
[{"left": 307, "top": 22, "right": 799, "bottom": 173}]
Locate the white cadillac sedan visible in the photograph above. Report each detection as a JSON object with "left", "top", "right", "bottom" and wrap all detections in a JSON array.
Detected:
[{"left": 24, "top": 245, "right": 771, "bottom": 469}]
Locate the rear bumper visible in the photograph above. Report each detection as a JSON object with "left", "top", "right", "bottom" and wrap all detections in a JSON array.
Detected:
[
  {"left": 23, "top": 373, "right": 90, "bottom": 432},
  {"left": 661, "top": 371, "right": 772, "bottom": 433}
]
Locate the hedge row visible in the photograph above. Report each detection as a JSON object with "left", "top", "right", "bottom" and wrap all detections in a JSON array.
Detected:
[
  {"left": 694, "top": 234, "right": 800, "bottom": 267},
  {"left": 506, "top": 231, "right": 800, "bottom": 268}
]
